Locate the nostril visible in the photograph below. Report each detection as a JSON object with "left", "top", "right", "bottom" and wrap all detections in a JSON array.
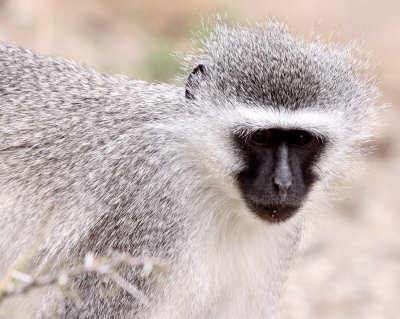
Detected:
[{"left": 273, "top": 176, "right": 292, "bottom": 193}]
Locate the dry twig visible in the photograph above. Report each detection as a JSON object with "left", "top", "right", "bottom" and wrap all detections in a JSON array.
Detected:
[{"left": 0, "top": 252, "right": 168, "bottom": 307}]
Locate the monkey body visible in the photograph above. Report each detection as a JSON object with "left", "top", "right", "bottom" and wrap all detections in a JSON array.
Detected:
[{"left": 0, "top": 21, "right": 378, "bottom": 318}]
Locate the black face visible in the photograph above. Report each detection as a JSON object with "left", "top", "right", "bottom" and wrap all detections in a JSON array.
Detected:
[{"left": 234, "top": 129, "right": 326, "bottom": 223}]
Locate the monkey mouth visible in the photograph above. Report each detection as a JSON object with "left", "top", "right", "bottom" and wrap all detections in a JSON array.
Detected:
[{"left": 246, "top": 201, "right": 300, "bottom": 223}]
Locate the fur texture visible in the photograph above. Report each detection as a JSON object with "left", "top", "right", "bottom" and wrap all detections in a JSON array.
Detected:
[{"left": 0, "top": 21, "right": 379, "bottom": 318}]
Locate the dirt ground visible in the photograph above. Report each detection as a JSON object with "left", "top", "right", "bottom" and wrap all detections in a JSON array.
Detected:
[{"left": 0, "top": 0, "right": 399, "bottom": 318}]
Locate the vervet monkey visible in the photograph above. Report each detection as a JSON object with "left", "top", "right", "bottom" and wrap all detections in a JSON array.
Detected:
[{"left": 0, "top": 21, "right": 380, "bottom": 318}]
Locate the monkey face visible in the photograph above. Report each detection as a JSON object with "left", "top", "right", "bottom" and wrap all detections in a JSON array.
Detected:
[{"left": 234, "top": 128, "right": 326, "bottom": 223}]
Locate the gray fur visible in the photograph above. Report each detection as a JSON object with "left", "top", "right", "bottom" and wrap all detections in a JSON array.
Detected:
[{"left": 0, "top": 20, "right": 379, "bottom": 318}]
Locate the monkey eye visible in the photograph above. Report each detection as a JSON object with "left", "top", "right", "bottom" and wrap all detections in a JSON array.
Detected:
[
  {"left": 291, "top": 131, "right": 314, "bottom": 147},
  {"left": 250, "top": 129, "right": 274, "bottom": 146}
]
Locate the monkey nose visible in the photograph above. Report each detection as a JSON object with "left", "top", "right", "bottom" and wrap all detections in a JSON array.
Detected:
[{"left": 273, "top": 176, "right": 292, "bottom": 197}]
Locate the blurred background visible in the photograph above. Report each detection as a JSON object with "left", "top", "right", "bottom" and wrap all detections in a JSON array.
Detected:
[{"left": 0, "top": 0, "right": 398, "bottom": 318}]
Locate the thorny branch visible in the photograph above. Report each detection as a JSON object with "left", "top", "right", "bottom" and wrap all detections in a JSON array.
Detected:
[{"left": 0, "top": 253, "right": 168, "bottom": 307}]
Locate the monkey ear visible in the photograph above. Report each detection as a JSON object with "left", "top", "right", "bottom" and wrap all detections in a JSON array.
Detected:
[{"left": 185, "top": 64, "right": 206, "bottom": 100}]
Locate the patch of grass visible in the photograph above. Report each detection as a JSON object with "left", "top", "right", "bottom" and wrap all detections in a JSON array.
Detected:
[{"left": 137, "top": 42, "right": 181, "bottom": 83}]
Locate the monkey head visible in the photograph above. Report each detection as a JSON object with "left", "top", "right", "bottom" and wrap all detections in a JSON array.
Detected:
[{"left": 183, "top": 22, "right": 378, "bottom": 224}]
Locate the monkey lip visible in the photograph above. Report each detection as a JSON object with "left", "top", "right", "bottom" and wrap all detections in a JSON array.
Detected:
[{"left": 246, "top": 201, "right": 300, "bottom": 223}]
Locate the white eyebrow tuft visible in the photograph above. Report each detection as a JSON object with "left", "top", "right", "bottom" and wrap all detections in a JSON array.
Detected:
[{"left": 231, "top": 106, "right": 346, "bottom": 139}]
